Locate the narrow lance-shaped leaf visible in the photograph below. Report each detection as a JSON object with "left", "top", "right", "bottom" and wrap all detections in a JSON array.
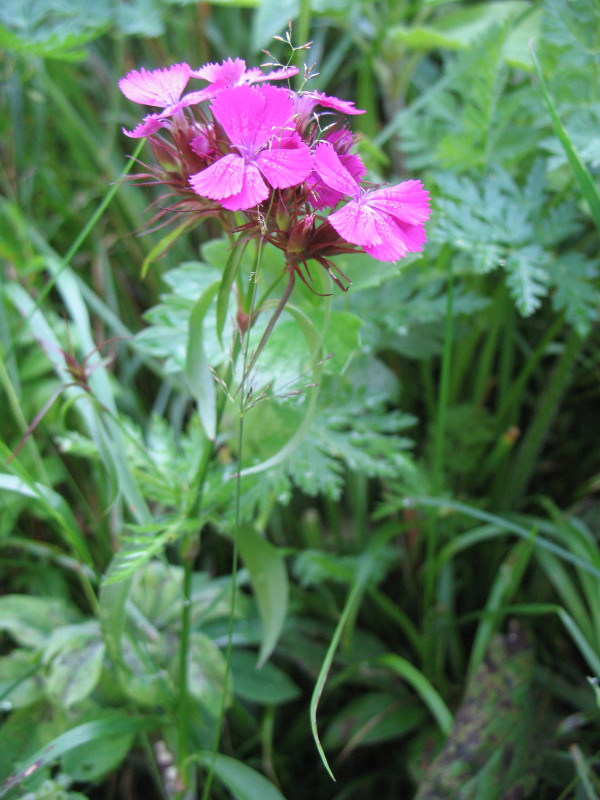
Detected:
[
  {"left": 238, "top": 526, "right": 288, "bottom": 666},
  {"left": 194, "top": 752, "right": 287, "bottom": 800},
  {"left": 186, "top": 279, "right": 220, "bottom": 441},
  {"left": 216, "top": 237, "right": 248, "bottom": 345},
  {"left": 531, "top": 44, "right": 600, "bottom": 235}
]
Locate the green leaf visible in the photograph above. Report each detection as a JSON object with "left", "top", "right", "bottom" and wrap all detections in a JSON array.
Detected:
[
  {"left": 324, "top": 692, "right": 426, "bottom": 751},
  {"left": 101, "top": 527, "right": 178, "bottom": 586},
  {"left": 0, "top": 715, "right": 158, "bottom": 799},
  {"left": 252, "top": 0, "right": 298, "bottom": 50},
  {"left": 425, "top": 2, "right": 529, "bottom": 48},
  {"left": 238, "top": 527, "right": 288, "bottom": 666},
  {"left": 378, "top": 655, "right": 453, "bottom": 736},
  {"left": 504, "top": 244, "right": 550, "bottom": 316},
  {"left": 240, "top": 304, "right": 325, "bottom": 478},
  {"left": 532, "top": 44, "right": 600, "bottom": 235},
  {"left": 0, "top": 0, "right": 111, "bottom": 60},
  {"left": 229, "top": 649, "right": 300, "bottom": 704},
  {"left": 140, "top": 219, "right": 199, "bottom": 279},
  {"left": 0, "top": 650, "right": 44, "bottom": 709},
  {"left": 0, "top": 474, "right": 94, "bottom": 567},
  {"left": 186, "top": 280, "right": 221, "bottom": 440},
  {"left": 0, "top": 595, "right": 81, "bottom": 649},
  {"left": 195, "top": 752, "right": 287, "bottom": 800},
  {"left": 216, "top": 239, "right": 247, "bottom": 345},
  {"left": 61, "top": 717, "right": 134, "bottom": 782},
  {"left": 43, "top": 622, "right": 105, "bottom": 708}
]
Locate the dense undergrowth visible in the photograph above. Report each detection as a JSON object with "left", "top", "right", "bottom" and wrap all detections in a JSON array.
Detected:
[{"left": 1, "top": 0, "right": 600, "bottom": 798}]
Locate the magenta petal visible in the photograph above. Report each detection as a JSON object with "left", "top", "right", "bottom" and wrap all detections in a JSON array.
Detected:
[
  {"left": 365, "top": 217, "right": 427, "bottom": 261},
  {"left": 366, "top": 180, "right": 431, "bottom": 225},
  {"left": 303, "top": 90, "right": 365, "bottom": 115},
  {"left": 247, "top": 65, "right": 299, "bottom": 83},
  {"left": 189, "top": 153, "right": 245, "bottom": 200},
  {"left": 123, "top": 113, "right": 168, "bottom": 138},
  {"left": 219, "top": 163, "right": 270, "bottom": 211},
  {"left": 313, "top": 142, "right": 360, "bottom": 197},
  {"left": 165, "top": 88, "right": 216, "bottom": 114},
  {"left": 191, "top": 58, "right": 247, "bottom": 84},
  {"left": 364, "top": 238, "right": 408, "bottom": 261},
  {"left": 328, "top": 201, "right": 383, "bottom": 248},
  {"left": 255, "top": 144, "right": 312, "bottom": 189},
  {"left": 393, "top": 220, "right": 428, "bottom": 252},
  {"left": 119, "top": 63, "right": 192, "bottom": 107},
  {"left": 210, "top": 85, "right": 294, "bottom": 151}
]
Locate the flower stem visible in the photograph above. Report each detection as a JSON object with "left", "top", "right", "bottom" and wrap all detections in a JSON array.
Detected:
[{"left": 243, "top": 267, "right": 296, "bottom": 380}]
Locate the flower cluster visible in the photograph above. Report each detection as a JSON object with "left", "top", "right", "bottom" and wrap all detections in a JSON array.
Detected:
[{"left": 120, "top": 57, "right": 430, "bottom": 289}]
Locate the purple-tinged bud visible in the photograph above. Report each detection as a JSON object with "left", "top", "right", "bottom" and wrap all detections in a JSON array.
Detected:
[
  {"left": 287, "top": 214, "right": 315, "bottom": 255},
  {"left": 275, "top": 196, "right": 290, "bottom": 232}
]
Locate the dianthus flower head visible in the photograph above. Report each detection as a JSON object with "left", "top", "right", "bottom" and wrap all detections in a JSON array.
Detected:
[
  {"left": 188, "top": 84, "right": 312, "bottom": 211},
  {"left": 119, "top": 54, "right": 431, "bottom": 284}
]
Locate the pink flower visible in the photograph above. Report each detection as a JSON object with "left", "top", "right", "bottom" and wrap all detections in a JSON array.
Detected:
[
  {"left": 189, "top": 84, "right": 312, "bottom": 211},
  {"left": 313, "top": 142, "right": 430, "bottom": 261},
  {"left": 191, "top": 57, "right": 298, "bottom": 89},
  {"left": 119, "top": 62, "right": 212, "bottom": 137}
]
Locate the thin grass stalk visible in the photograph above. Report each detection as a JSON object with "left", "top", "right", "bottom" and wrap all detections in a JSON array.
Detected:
[
  {"left": 497, "top": 328, "right": 582, "bottom": 508},
  {"left": 199, "top": 240, "right": 266, "bottom": 800},
  {"left": 471, "top": 288, "right": 503, "bottom": 404}
]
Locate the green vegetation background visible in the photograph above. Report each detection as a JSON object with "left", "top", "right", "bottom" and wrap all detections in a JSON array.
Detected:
[{"left": 1, "top": 1, "right": 600, "bottom": 799}]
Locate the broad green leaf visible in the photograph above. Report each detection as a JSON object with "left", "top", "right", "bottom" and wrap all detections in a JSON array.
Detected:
[
  {"left": 0, "top": 650, "right": 44, "bottom": 709},
  {"left": 229, "top": 649, "right": 300, "bottom": 704},
  {"left": 240, "top": 303, "right": 325, "bottom": 478},
  {"left": 43, "top": 622, "right": 105, "bottom": 708},
  {"left": 238, "top": 527, "right": 288, "bottom": 666},
  {"left": 186, "top": 280, "right": 221, "bottom": 440},
  {"left": 252, "top": 0, "right": 298, "bottom": 50},
  {"left": 195, "top": 752, "right": 287, "bottom": 800},
  {"left": 61, "top": 715, "right": 135, "bottom": 782},
  {"left": 0, "top": 595, "right": 81, "bottom": 649},
  {"left": 0, "top": 716, "right": 158, "bottom": 799}
]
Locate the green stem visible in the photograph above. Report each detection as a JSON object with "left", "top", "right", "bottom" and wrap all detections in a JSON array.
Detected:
[
  {"left": 431, "top": 261, "right": 455, "bottom": 495},
  {"left": 423, "top": 261, "right": 454, "bottom": 678},
  {"left": 176, "top": 552, "right": 196, "bottom": 794},
  {"left": 497, "top": 328, "right": 582, "bottom": 509},
  {"left": 243, "top": 268, "right": 296, "bottom": 380},
  {"left": 200, "top": 241, "right": 267, "bottom": 800}
]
